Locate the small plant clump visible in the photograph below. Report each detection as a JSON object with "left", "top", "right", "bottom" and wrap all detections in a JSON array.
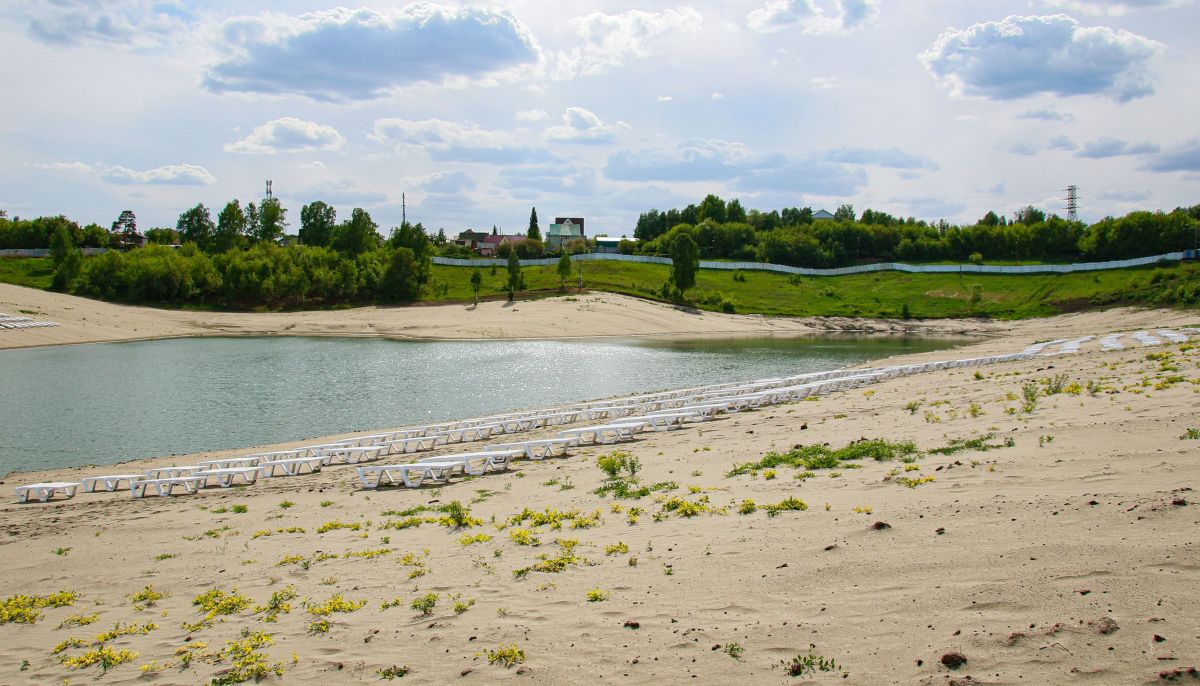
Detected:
[
  {"left": 486, "top": 644, "right": 526, "bottom": 668},
  {"left": 130, "top": 585, "right": 165, "bottom": 607},
  {"left": 930, "top": 433, "right": 1013, "bottom": 455},
  {"left": 586, "top": 588, "right": 610, "bottom": 602},
  {"left": 763, "top": 497, "right": 808, "bottom": 518},
  {"left": 379, "top": 665, "right": 410, "bottom": 679},
  {"left": 728, "top": 439, "right": 919, "bottom": 477},
  {"left": 738, "top": 499, "right": 757, "bottom": 515},
  {"left": 410, "top": 593, "right": 438, "bottom": 616},
  {"left": 255, "top": 585, "right": 297, "bottom": 623},
  {"left": 60, "top": 646, "right": 138, "bottom": 673},
  {"left": 188, "top": 588, "right": 253, "bottom": 632},
  {"left": 604, "top": 542, "right": 629, "bottom": 556},
  {"left": 780, "top": 644, "right": 843, "bottom": 678},
  {"left": 0, "top": 590, "right": 78, "bottom": 625},
  {"left": 211, "top": 629, "right": 283, "bottom": 685}
]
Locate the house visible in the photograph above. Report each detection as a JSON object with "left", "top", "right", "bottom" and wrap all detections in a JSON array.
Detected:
[
  {"left": 554, "top": 217, "right": 585, "bottom": 234},
  {"left": 813, "top": 209, "right": 836, "bottom": 221},
  {"left": 454, "top": 229, "right": 490, "bottom": 250},
  {"left": 478, "top": 234, "right": 526, "bottom": 257},
  {"left": 595, "top": 235, "right": 635, "bottom": 254},
  {"left": 546, "top": 219, "right": 585, "bottom": 250},
  {"left": 110, "top": 231, "right": 147, "bottom": 250}
]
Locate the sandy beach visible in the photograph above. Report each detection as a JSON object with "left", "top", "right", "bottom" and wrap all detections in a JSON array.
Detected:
[
  {"left": 0, "top": 286, "right": 1197, "bottom": 685},
  {"left": 0, "top": 283, "right": 1003, "bottom": 350}
]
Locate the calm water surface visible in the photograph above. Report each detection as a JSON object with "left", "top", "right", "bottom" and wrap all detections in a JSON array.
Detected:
[{"left": 0, "top": 335, "right": 967, "bottom": 475}]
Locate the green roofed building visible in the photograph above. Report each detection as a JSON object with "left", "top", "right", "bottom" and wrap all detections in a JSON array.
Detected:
[{"left": 546, "top": 218, "right": 585, "bottom": 250}]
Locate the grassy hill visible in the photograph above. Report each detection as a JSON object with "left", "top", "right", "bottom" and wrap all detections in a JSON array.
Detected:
[
  {"left": 428, "top": 259, "right": 1200, "bottom": 319},
  {"left": 4, "top": 256, "right": 1198, "bottom": 319}
]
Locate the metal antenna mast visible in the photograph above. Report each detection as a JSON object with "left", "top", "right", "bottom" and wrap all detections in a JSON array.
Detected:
[
  {"left": 402, "top": 193, "right": 406, "bottom": 227},
  {"left": 265, "top": 179, "right": 273, "bottom": 201},
  {"left": 1065, "top": 185, "right": 1078, "bottom": 222}
]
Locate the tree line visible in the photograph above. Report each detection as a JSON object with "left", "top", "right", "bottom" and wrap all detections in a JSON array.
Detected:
[
  {"left": 632, "top": 195, "right": 1200, "bottom": 267},
  {"left": 36, "top": 201, "right": 435, "bottom": 307}
]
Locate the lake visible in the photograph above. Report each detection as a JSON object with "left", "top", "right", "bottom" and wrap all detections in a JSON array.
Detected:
[{"left": 0, "top": 335, "right": 968, "bottom": 475}]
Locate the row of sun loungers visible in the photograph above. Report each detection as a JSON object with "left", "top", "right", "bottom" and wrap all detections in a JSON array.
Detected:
[
  {"left": 0, "top": 312, "right": 59, "bottom": 329},
  {"left": 16, "top": 326, "right": 1197, "bottom": 503}
]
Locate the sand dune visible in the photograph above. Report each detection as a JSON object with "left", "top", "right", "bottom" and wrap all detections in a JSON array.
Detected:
[{"left": 0, "top": 294, "right": 1198, "bottom": 684}]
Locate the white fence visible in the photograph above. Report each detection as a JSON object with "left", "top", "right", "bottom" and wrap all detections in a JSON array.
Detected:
[{"left": 434, "top": 250, "right": 1195, "bottom": 276}]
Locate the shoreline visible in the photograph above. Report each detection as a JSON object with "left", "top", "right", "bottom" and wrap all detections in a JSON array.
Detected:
[{"left": 1, "top": 282, "right": 1006, "bottom": 352}]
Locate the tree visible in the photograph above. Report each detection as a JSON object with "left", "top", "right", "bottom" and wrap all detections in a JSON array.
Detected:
[
  {"left": 177, "top": 203, "right": 215, "bottom": 250},
  {"left": 726, "top": 198, "right": 747, "bottom": 223},
  {"left": 670, "top": 233, "right": 699, "bottom": 297},
  {"left": 978, "top": 211, "right": 1001, "bottom": 227},
  {"left": 506, "top": 250, "right": 524, "bottom": 301},
  {"left": 49, "top": 224, "right": 82, "bottom": 289},
  {"left": 300, "top": 201, "right": 337, "bottom": 247},
  {"left": 556, "top": 253, "right": 572, "bottom": 290},
  {"left": 215, "top": 200, "right": 246, "bottom": 252},
  {"left": 381, "top": 246, "right": 421, "bottom": 299},
  {"left": 332, "top": 207, "right": 379, "bottom": 255},
  {"left": 256, "top": 198, "right": 286, "bottom": 243},
  {"left": 111, "top": 210, "right": 138, "bottom": 249},
  {"left": 434, "top": 228, "right": 448, "bottom": 246},
  {"left": 245, "top": 202, "right": 260, "bottom": 241},
  {"left": 528, "top": 207, "right": 541, "bottom": 241},
  {"left": 1014, "top": 206, "right": 1045, "bottom": 225},
  {"left": 698, "top": 194, "right": 727, "bottom": 223},
  {"left": 470, "top": 267, "right": 483, "bottom": 305},
  {"left": 834, "top": 204, "right": 856, "bottom": 222},
  {"left": 388, "top": 222, "right": 432, "bottom": 287}
]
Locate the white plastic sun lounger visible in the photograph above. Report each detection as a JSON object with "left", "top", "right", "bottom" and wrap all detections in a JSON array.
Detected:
[
  {"left": 196, "top": 457, "right": 263, "bottom": 470},
  {"left": 356, "top": 463, "right": 456, "bottom": 489},
  {"left": 1157, "top": 329, "right": 1189, "bottom": 343},
  {"left": 143, "top": 466, "right": 203, "bottom": 479},
  {"left": 323, "top": 445, "right": 389, "bottom": 464},
  {"left": 441, "top": 425, "right": 500, "bottom": 443},
  {"left": 486, "top": 438, "right": 579, "bottom": 460},
  {"left": 416, "top": 449, "right": 523, "bottom": 476},
  {"left": 257, "top": 457, "right": 324, "bottom": 477},
  {"left": 1054, "top": 336, "right": 1094, "bottom": 355},
  {"left": 130, "top": 476, "right": 206, "bottom": 498},
  {"left": 1132, "top": 331, "right": 1161, "bottom": 346},
  {"left": 16, "top": 482, "right": 82, "bottom": 503},
  {"left": 81, "top": 474, "right": 145, "bottom": 493},
  {"left": 1099, "top": 334, "right": 1125, "bottom": 350},
  {"left": 558, "top": 423, "right": 640, "bottom": 445},
  {"left": 190, "top": 467, "right": 262, "bottom": 488}
]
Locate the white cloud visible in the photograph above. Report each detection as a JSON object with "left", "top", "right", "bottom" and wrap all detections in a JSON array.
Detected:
[
  {"left": 300, "top": 179, "right": 387, "bottom": 206},
  {"left": 747, "top": 0, "right": 879, "bottom": 35},
  {"left": 1047, "top": 135, "right": 1078, "bottom": 151},
  {"left": 371, "top": 118, "right": 555, "bottom": 164},
  {"left": 711, "top": 91, "right": 725, "bottom": 100},
  {"left": 1076, "top": 137, "right": 1160, "bottom": 158},
  {"left": 204, "top": 6, "right": 540, "bottom": 102},
  {"left": 1042, "top": 0, "right": 1192, "bottom": 16},
  {"left": 515, "top": 109, "right": 548, "bottom": 122},
  {"left": 1016, "top": 109, "right": 1073, "bottom": 122},
  {"left": 733, "top": 158, "right": 867, "bottom": 196},
  {"left": 100, "top": 163, "right": 216, "bottom": 186},
  {"left": 823, "top": 147, "right": 938, "bottom": 170},
  {"left": 657, "top": 95, "right": 674, "bottom": 102},
  {"left": 225, "top": 117, "right": 345, "bottom": 155},
  {"left": 415, "top": 171, "right": 477, "bottom": 195},
  {"left": 545, "top": 107, "right": 624, "bottom": 145},
  {"left": 1142, "top": 139, "right": 1200, "bottom": 172},
  {"left": 606, "top": 138, "right": 786, "bottom": 182},
  {"left": 919, "top": 14, "right": 1163, "bottom": 102},
  {"left": 554, "top": 7, "right": 702, "bottom": 79},
  {"left": 497, "top": 164, "right": 597, "bottom": 198},
  {"left": 1008, "top": 141, "right": 1040, "bottom": 156},
  {"left": 16, "top": 0, "right": 191, "bottom": 47},
  {"left": 810, "top": 76, "right": 838, "bottom": 90},
  {"left": 33, "top": 161, "right": 93, "bottom": 173},
  {"left": 1098, "top": 189, "right": 1152, "bottom": 201}
]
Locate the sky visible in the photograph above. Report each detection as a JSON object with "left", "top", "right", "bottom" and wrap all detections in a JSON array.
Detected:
[{"left": 1, "top": 0, "right": 1198, "bottom": 235}]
